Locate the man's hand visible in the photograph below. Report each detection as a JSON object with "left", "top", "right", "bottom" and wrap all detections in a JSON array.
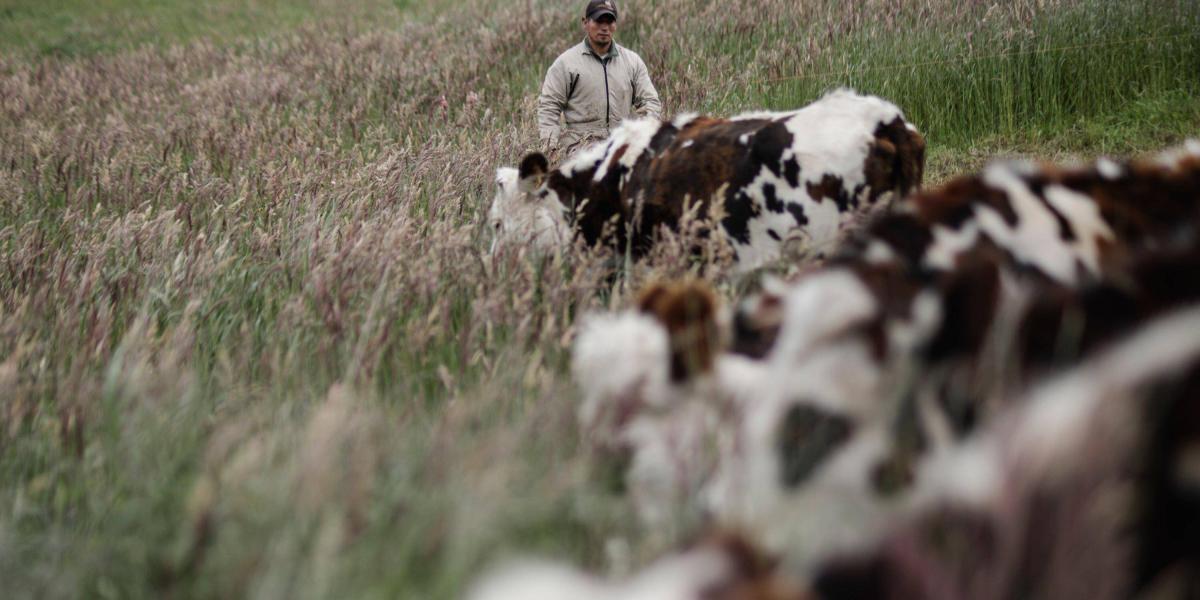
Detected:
[{"left": 541, "top": 138, "right": 560, "bottom": 164}]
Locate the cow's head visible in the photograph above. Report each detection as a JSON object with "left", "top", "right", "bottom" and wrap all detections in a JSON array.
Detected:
[{"left": 487, "top": 152, "right": 572, "bottom": 256}]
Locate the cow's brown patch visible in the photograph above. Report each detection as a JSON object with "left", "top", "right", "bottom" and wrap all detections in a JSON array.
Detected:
[
  {"left": 807, "top": 174, "right": 849, "bottom": 210},
  {"left": 689, "top": 530, "right": 806, "bottom": 600},
  {"left": 839, "top": 212, "right": 935, "bottom": 267},
  {"left": 637, "top": 280, "right": 721, "bottom": 382},
  {"left": 923, "top": 248, "right": 1005, "bottom": 364},
  {"left": 1135, "top": 361, "right": 1200, "bottom": 590},
  {"left": 845, "top": 261, "right": 928, "bottom": 362},
  {"left": 1058, "top": 156, "right": 1200, "bottom": 249},
  {"left": 1017, "top": 243, "right": 1200, "bottom": 378},
  {"left": 865, "top": 117, "right": 927, "bottom": 204},
  {"left": 910, "top": 175, "right": 1019, "bottom": 230}
]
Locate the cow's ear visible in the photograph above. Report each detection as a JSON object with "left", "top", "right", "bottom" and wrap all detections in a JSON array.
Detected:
[
  {"left": 636, "top": 281, "right": 671, "bottom": 315},
  {"left": 518, "top": 152, "right": 550, "bottom": 191}
]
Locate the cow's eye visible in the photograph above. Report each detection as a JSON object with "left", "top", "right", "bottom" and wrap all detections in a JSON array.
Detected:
[{"left": 493, "top": 221, "right": 501, "bottom": 230}]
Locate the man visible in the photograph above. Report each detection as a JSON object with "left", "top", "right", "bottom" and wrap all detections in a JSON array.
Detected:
[{"left": 537, "top": 0, "right": 662, "bottom": 158}]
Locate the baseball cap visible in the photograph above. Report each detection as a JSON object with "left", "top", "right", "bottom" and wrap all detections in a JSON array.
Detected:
[{"left": 585, "top": 0, "right": 618, "bottom": 21}]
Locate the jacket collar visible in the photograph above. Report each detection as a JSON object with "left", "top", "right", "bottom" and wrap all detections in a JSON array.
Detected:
[{"left": 579, "top": 38, "right": 620, "bottom": 59}]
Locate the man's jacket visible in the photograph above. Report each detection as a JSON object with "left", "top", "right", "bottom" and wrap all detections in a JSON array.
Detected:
[{"left": 537, "top": 40, "right": 662, "bottom": 150}]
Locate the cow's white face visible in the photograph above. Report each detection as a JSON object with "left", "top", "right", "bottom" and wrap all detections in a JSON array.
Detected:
[{"left": 487, "top": 160, "right": 570, "bottom": 257}]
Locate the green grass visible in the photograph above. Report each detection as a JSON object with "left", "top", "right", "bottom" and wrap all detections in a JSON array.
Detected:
[
  {"left": 1, "top": 0, "right": 1199, "bottom": 598},
  {"left": 0, "top": 0, "right": 412, "bottom": 57}
]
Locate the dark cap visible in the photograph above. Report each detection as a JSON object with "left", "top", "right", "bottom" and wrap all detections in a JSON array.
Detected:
[{"left": 585, "top": 0, "right": 618, "bottom": 20}]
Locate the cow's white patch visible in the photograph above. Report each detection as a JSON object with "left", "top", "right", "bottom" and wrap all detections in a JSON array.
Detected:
[
  {"left": 923, "top": 222, "right": 980, "bottom": 271},
  {"left": 572, "top": 311, "right": 672, "bottom": 443},
  {"left": 680, "top": 140, "right": 694, "bottom": 149},
  {"left": 593, "top": 117, "right": 664, "bottom": 182},
  {"left": 887, "top": 290, "right": 943, "bottom": 354},
  {"left": 562, "top": 139, "right": 612, "bottom": 178},
  {"left": 468, "top": 542, "right": 743, "bottom": 600},
  {"left": 772, "top": 269, "right": 879, "bottom": 368},
  {"left": 1096, "top": 158, "right": 1124, "bottom": 180},
  {"left": 864, "top": 239, "right": 898, "bottom": 264},
  {"left": 623, "top": 399, "right": 721, "bottom": 526},
  {"left": 468, "top": 560, "right": 608, "bottom": 600},
  {"left": 913, "top": 434, "right": 1003, "bottom": 509},
  {"left": 1043, "top": 184, "right": 1115, "bottom": 274},
  {"left": 979, "top": 164, "right": 1098, "bottom": 284},
  {"left": 730, "top": 110, "right": 798, "bottom": 122},
  {"left": 783, "top": 89, "right": 903, "bottom": 192},
  {"left": 672, "top": 112, "right": 700, "bottom": 129},
  {"left": 1156, "top": 138, "right": 1200, "bottom": 169}
]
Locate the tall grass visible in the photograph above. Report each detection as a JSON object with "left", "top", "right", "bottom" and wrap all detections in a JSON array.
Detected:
[{"left": 0, "top": 0, "right": 1198, "bottom": 598}]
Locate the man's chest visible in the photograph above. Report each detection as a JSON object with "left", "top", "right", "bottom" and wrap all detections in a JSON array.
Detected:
[{"left": 569, "top": 58, "right": 632, "bottom": 98}]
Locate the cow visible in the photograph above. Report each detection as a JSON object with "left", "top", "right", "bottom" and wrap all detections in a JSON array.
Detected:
[
  {"left": 729, "top": 139, "right": 1200, "bottom": 364},
  {"left": 567, "top": 241, "right": 1200, "bottom": 551},
  {"left": 623, "top": 143, "right": 1200, "bottom": 557},
  {"left": 812, "top": 305, "right": 1200, "bottom": 600},
  {"left": 489, "top": 89, "right": 926, "bottom": 272},
  {"left": 499, "top": 142, "right": 1200, "bottom": 599},
  {"left": 477, "top": 306, "right": 1200, "bottom": 600},
  {"left": 572, "top": 280, "right": 765, "bottom": 526},
  {"left": 844, "top": 139, "right": 1200, "bottom": 285}
]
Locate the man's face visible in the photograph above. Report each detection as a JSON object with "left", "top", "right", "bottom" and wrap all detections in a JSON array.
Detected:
[{"left": 583, "top": 15, "right": 617, "bottom": 48}]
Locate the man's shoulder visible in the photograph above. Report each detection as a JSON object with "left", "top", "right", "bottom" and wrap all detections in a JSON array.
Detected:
[
  {"left": 553, "top": 41, "right": 589, "bottom": 61},
  {"left": 614, "top": 44, "right": 647, "bottom": 65}
]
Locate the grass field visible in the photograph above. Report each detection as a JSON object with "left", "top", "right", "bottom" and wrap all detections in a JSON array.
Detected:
[{"left": 1, "top": 0, "right": 1198, "bottom": 598}]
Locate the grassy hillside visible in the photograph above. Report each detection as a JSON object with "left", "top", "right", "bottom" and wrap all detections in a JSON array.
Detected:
[
  {"left": 0, "top": 0, "right": 1198, "bottom": 598},
  {"left": 0, "top": 0, "right": 415, "bottom": 57}
]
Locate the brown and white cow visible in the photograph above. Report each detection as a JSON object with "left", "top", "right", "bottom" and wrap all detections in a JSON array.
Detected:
[
  {"left": 572, "top": 141, "right": 1200, "bottom": 553},
  {"left": 489, "top": 89, "right": 926, "bottom": 272},
  {"left": 731, "top": 139, "right": 1200, "bottom": 366},
  {"left": 812, "top": 304, "right": 1200, "bottom": 600},
  {"left": 572, "top": 280, "right": 765, "bottom": 526},
  {"left": 704, "top": 143, "right": 1200, "bottom": 559},
  {"left": 845, "top": 139, "right": 1200, "bottom": 285}
]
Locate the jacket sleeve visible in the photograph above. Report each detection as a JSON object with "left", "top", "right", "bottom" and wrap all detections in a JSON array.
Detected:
[
  {"left": 631, "top": 55, "right": 662, "bottom": 120},
  {"left": 537, "top": 59, "right": 568, "bottom": 147}
]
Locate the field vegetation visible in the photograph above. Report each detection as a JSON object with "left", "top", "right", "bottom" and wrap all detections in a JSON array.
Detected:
[{"left": 1, "top": 0, "right": 1198, "bottom": 597}]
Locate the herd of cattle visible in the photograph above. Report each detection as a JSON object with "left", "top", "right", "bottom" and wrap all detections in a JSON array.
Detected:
[{"left": 475, "top": 90, "right": 1200, "bottom": 599}]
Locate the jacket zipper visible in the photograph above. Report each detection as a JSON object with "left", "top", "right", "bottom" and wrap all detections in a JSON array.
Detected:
[
  {"left": 602, "top": 57, "right": 611, "bottom": 129},
  {"left": 566, "top": 73, "right": 580, "bottom": 103}
]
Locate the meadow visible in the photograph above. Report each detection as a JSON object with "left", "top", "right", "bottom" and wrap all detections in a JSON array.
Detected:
[{"left": 0, "top": 0, "right": 1198, "bottom": 597}]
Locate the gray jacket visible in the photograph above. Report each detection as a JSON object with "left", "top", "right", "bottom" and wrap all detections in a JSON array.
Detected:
[{"left": 537, "top": 40, "right": 662, "bottom": 150}]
